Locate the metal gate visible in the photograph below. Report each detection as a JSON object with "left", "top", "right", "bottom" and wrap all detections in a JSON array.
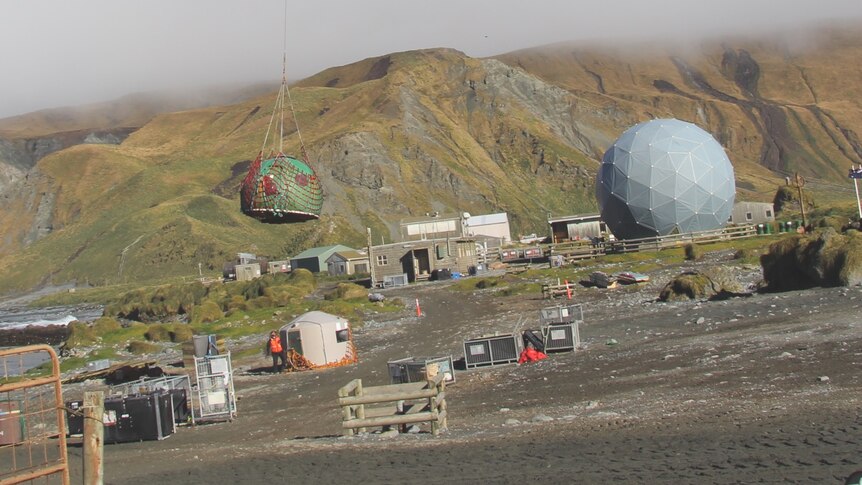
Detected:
[
  {"left": 0, "top": 345, "right": 69, "bottom": 484},
  {"left": 194, "top": 353, "right": 236, "bottom": 422}
]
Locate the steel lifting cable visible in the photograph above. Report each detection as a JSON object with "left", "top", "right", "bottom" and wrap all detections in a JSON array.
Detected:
[
  {"left": 259, "top": 85, "right": 282, "bottom": 156},
  {"left": 280, "top": 0, "right": 310, "bottom": 164},
  {"left": 259, "top": 0, "right": 307, "bottom": 161}
]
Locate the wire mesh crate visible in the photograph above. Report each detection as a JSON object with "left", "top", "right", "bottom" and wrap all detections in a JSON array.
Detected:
[
  {"left": 539, "top": 304, "right": 583, "bottom": 326},
  {"left": 463, "top": 334, "right": 520, "bottom": 368},
  {"left": 387, "top": 356, "right": 455, "bottom": 384},
  {"left": 542, "top": 322, "right": 581, "bottom": 353},
  {"left": 194, "top": 353, "right": 237, "bottom": 422}
]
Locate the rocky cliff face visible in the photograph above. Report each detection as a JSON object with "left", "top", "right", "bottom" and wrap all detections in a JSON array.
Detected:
[
  {"left": 496, "top": 30, "right": 862, "bottom": 183},
  {"left": 0, "top": 128, "right": 135, "bottom": 254}
]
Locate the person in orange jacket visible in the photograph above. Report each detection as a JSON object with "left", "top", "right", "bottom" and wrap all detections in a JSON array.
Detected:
[
  {"left": 518, "top": 341, "right": 548, "bottom": 364},
  {"left": 266, "top": 330, "right": 287, "bottom": 373}
]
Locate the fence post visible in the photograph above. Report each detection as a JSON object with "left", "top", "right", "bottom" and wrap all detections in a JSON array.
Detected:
[
  {"left": 83, "top": 391, "right": 104, "bottom": 485},
  {"left": 437, "top": 377, "right": 447, "bottom": 431},
  {"left": 338, "top": 386, "right": 354, "bottom": 436},
  {"left": 355, "top": 380, "right": 366, "bottom": 434},
  {"left": 428, "top": 379, "right": 439, "bottom": 436}
]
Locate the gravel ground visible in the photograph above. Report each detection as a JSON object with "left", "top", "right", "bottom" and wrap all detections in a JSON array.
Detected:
[{"left": 59, "top": 250, "right": 862, "bottom": 484}]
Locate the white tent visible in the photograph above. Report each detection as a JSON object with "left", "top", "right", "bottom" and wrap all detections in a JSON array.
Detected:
[{"left": 279, "top": 311, "right": 353, "bottom": 367}]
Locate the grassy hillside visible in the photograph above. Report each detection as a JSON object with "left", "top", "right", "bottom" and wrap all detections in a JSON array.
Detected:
[
  {"left": 495, "top": 28, "right": 862, "bottom": 188},
  {"left": 0, "top": 26, "right": 860, "bottom": 294}
]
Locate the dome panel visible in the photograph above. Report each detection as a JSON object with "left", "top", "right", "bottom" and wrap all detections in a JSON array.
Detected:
[{"left": 596, "top": 119, "right": 736, "bottom": 239}]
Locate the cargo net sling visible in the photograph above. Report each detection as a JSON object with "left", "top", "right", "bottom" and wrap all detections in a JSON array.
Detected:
[
  {"left": 240, "top": 153, "right": 322, "bottom": 223},
  {"left": 239, "top": 19, "right": 323, "bottom": 224}
]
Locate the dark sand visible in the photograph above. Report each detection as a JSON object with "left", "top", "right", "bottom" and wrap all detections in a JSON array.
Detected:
[{"left": 63, "top": 258, "right": 862, "bottom": 484}]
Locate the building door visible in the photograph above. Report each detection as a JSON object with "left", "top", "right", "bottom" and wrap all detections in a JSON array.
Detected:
[
  {"left": 414, "top": 248, "right": 431, "bottom": 277},
  {"left": 400, "top": 251, "right": 416, "bottom": 282}
]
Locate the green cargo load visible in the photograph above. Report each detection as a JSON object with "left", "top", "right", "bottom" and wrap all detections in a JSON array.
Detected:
[{"left": 241, "top": 154, "right": 323, "bottom": 223}]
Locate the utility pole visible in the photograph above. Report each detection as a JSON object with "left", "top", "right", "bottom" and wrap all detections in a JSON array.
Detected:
[
  {"left": 850, "top": 165, "right": 862, "bottom": 219},
  {"left": 793, "top": 172, "right": 806, "bottom": 228},
  {"left": 366, "top": 228, "right": 376, "bottom": 288}
]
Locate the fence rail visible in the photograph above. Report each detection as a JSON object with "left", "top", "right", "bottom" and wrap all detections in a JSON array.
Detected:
[
  {"left": 603, "top": 225, "right": 757, "bottom": 254},
  {"left": 487, "top": 224, "right": 758, "bottom": 266},
  {"left": 338, "top": 374, "right": 447, "bottom": 436}
]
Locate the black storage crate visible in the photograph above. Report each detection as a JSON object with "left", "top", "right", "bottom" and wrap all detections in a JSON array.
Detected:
[
  {"left": 116, "top": 392, "right": 174, "bottom": 442},
  {"left": 387, "top": 356, "right": 455, "bottom": 384},
  {"left": 68, "top": 391, "right": 176, "bottom": 442},
  {"left": 463, "top": 334, "right": 520, "bottom": 368},
  {"left": 542, "top": 322, "right": 580, "bottom": 353},
  {"left": 66, "top": 400, "right": 84, "bottom": 436},
  {"left": 167, "top": 388, "right": 191, "bottom": 424},
  {"left": 68, "top": 397, "right": 122, "bottom": 442}
]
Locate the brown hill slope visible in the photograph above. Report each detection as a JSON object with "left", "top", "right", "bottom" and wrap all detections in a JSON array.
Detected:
[
  {"left": 495, "top": 28, "right": 862, "bottom": 182},
  {"left": 0, "top": 27, "right": 860, "bottom": 293}
]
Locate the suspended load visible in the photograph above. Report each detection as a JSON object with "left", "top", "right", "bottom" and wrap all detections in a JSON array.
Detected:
[
  {"left": 240, "top": 153, "right": 322, "bottom": 223},
  {"left": 240, "top": 33, "right": 323, "bottom": 223}
]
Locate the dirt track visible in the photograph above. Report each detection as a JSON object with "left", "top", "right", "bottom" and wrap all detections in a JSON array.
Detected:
[{"left": 64, "top": 256, "right": 862, "bottom": 484}]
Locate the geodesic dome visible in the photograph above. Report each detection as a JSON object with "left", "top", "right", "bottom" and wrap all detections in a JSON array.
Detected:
[{"left": 596, "top": 119, "right": 736, "bottom": 240}]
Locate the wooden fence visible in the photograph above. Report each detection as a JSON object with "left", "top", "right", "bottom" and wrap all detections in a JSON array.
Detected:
[
  {"left": 337, "top": 374, "right": 448, "bottom": 436},
  {"left": 602, "top": 225, "right": 757, "bottom": 254},
  {"left": 490, "top": 224, "right": 758, "bottom": 265},
  {"left": 541, "top": 281, "right": 574, "bottom": 300}
]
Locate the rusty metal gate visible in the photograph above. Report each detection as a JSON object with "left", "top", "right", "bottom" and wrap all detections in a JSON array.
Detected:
[{"left": 0, "top": 345, "right": 69, "bottom": 484}]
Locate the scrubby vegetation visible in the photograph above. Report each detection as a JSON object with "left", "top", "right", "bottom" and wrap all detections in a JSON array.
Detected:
[
  {"left": 128, "top": 341, "right": 160, "bottom": 354},
  {"left": 684, "top": 243, "right": 701, "bottom": 261},
  {"left": 658, "top": 267, "right": 744, "bottom": 301},
  {"left": 103, "top": 270, "right": 318, "bottom": 322},
  {"left": 761, "top": 228, "right": 862, "bottom": 291},
  {"left": 324, "top": 283, "right": 368, "bottom": 301},
  {"left": 45, "top": 267, "right": 404, "bottom": 373}
]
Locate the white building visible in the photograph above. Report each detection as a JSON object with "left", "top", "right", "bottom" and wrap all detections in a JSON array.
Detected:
[{"left": 464, "top": 212, "right": 511, "bottom": 244}]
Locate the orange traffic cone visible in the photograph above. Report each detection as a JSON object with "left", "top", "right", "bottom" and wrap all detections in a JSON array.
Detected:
[{"left": 415, "top": 298, "right": 422, "bottom": 317}]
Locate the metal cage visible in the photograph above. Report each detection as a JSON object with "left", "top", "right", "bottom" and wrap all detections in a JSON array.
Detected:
[
  {"left": 542, "top": 322, "right": 581, "bottom": 353},
  {"left": 463, "top": 334, "right": 520, "bottom": 368},
  {"left": 194, "top": 353, "right": 237, "bottom": 422},
  {"left": 387, "top": 356, "right": 455, "bottom": 385},
  {"left": 539, "top": 304, "right": 584, "bottom": 326}
]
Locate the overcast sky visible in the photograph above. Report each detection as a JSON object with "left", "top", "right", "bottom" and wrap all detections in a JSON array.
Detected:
[{"left": 1, "top": 0, "right": 859, "bottom": 119}]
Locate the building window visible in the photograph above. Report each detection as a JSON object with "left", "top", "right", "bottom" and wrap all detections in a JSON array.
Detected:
[
  {"left": 765, "top": 209, "right": 773, "bottom": 218},
  {"left": 745, "top": 212, "right": 753, "bottom": 221},
  {"left": 376, "top": 255, "right": 388, "bottom": 266}
]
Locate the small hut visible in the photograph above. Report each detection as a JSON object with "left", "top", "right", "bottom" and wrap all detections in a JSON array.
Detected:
[{"left": 279, "top": 311, "right": 356, "bottom": 368}]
